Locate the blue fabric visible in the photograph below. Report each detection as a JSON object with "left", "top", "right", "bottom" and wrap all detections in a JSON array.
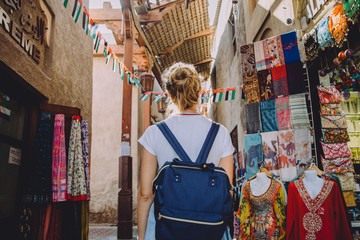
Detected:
[
  {"left": 281, "top": 31, "right": 300, "bottom": 64},
  {"left": 261, "top": 99, "right": 278, "bottom": 132},
  {"left": 244, "top": 133, "right": 263, "bottom": 179},
  {"left": 317, "top": 17, "right": 334, "bottom": 49}
]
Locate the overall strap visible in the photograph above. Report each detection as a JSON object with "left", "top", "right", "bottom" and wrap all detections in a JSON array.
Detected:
[
  {"left": 195, "top": 122, "right": 220, "bottom": 164},
  {"left": 156, "top": 122, "right": 192, "bottom": 163}
]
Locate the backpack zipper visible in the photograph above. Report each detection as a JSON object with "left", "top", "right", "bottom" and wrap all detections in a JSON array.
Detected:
[{"left": 158, "top": 213, "right": 224, "bottom": 226}]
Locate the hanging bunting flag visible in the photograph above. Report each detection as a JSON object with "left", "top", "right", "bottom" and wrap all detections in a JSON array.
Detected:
[
  {"left": 126, "top": 71, "right": 131, "bottom": 84},
  {"left": 118, "top": 61, "right": 122, "bottom": 75},
  {"left": 105, "top": 49, "right": 112, "bottom": 64},
  {"left": 153, "top": 92, "right": 164, "bottom": 102},
  {"left": 94, "top": 33, "right": 101, "bottom": 53},
  {"left": 212, "top": 89, "right": 224, "bottom": 102},
  {"left": 62, "top": 0, "right": 69, "bottom": 8},
  {"left": 225, "top": 87, "right": 236, "bottom": 101},
  {"left": 164, "top": 94, "right": 171, "bottom": 103},
  {"left": 201, "top": 91, "right": 210, "bottom": 104},
  {"left": 89, "top": 20, "right": 99, "bottom": 39},
  {"left": 82, "top": 8, "right": 89, "bottom": 34},
  {"left": 112, "top": 57, "right": 117, "bottom": 73},
  {"left": 72, "top": 0, "right": 82, "bottom": 23},
  {"left": 103, "top": 40, "right": 108, "bottom": 56},
  {"left": 133, "top": 77, "right": 142, "bottom": 88},
  {"left": 120, "top": 67, "right": 124, "bottom": 80},
  {"left": 140, "top": 92, "right": 152, "bottom": 101}
]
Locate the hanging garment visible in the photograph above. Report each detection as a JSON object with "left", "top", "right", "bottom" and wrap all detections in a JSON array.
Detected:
[
  {"left": 321, "top": 156, "right": 354, "bottom": 174},
  {"left": 261, "top": 131, "right": 280, "bottom": 176},
  {"left": 52, "top": 114, "right": 67, "bottom": 202},
  {"left": 276, "top": 96, "right": 293, "bottom": 130},
  {"left": 237, "top": 179, "right": 286, "bottom": 240},
  {"left": 81, "top": 120, "right": 91, "bottom": 199},
  {"left": 271, "top": 65, "right": 289, "bottom": 98},
  {"left": 257, "top": 69, "right": 274, "bottom": 101},
  {"left": 289, "top": 93, "right": 311, "bottom": 129},
  {"left": 240, "top": 43, "right": 256, "bottom": 74},
  {"left": 317, "top": 86, "right": 345, "bottom": 104},
  {"left": 286, "top": 61, "right": 306, "bottom": 94},
  {"left": 267, "top": 35, "right": 285, "bottom": 68},
  {"left": 261, "top": 99, "right": 278, "bottom": 132},
  {"left": 305, "top": 30, "right": 320, "bottom": 62},
  {"left": 244, "top": 133, "right": 263, "bottom": 179},
  {"left": 316, "top": 17, "right": 334, "bottom": 49},
  {"left": 245, "top": 102, "right": 262, "bottom": 134},
  {"left": 243, "top": 72, "right": 261, "bottom": 103},
  {"left": 328, "top": 4, "right": 348, "bottom": 47},
  {"left": 67, "top": 116, "right": 88, "bottom": 201},
  {"left": 321, "top": 128, "right": 350, "bottom": 143},
  {"left": 286, "top": 179, "right": 352, "bottom": 240},
  {"left": 294, "top": 128, "right": 312, "bottom": 164},
  {"left": 343, "top": 0, "right": 360, "bottom": 23},
  {"left": 254, "top": 40, "right": 271, "bottom": 71},
  {"left": 281, "top": 31, "right": 300, "bottom": 64},
  {"left": 277, "top": 130, "right": 297, "bottom": 181}
]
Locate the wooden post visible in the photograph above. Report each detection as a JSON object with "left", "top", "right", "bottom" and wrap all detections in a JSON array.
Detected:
[{"left": 118, "top": 6, "right": 133, "bottom": 240}]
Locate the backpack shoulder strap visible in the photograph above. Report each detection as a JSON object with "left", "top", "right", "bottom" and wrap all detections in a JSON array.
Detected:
[
  {"left": 195, "top": 122, "right": 220, "bottom": 164},
  {"left": 156, "top": 121, "right": 192, "bottom": 163}
]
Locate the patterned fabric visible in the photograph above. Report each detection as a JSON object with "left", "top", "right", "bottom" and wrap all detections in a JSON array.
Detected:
[
  {"left": 317, "top": 17, "right": 334, "bottom": 49},
  {"left": 317, "top": 86, "right": 345, "bottom": 103},
  {"left": 321, "top": 128, "right": 350, "bottom": 143},
  {"left": 254, "top": 40, "right": 271, "bottom": 70},
  {"left": 343, "top": 191, "right": 356, "bottom": 207},
  {"left": 52, "top": 114, "right": 67, "bottom": 202},
  {"left": 328, "top": 4, "right": 348, "bottom": 47},
  {"left": 289, "top": 93, "right": 310, "bottom": 128},
  {"left": 321, "top": 156, "right": 354, "bottom": 173},
  {"left": 343, "top": 0, "right": 360, "bottom": 23},
  {"left": 276, "top": 96, "right": 293, "bottom": 130},
  {"left": 286, "top": 62, "right": 306, "bottom": 95},
  {"left": 267, "top": 35, "right": 285, "bottom": 67},
  {"left": 271, "top": 65, "right": 289, "bottom": 98},
  {"left": 240, "top": 43, "right": 256, "bottom": 74},
  {"left": 244, "top": 133, "right": 263, "bottom": 179},
  {"left": 305, "top": 31, "right": 320, "bottom": 62},
  {"left": 281, "top": 31, "right": 300, "bottom": 64},
  {"left": 261, "top": 131, "right": 280, "bottom": 176},
  {"left": 321, "top": 142, "right": 351, "bottom": 159},
  {"left": 321, "top": 115, "right": 347, "bottom": 129},
  {"left": 243, "top": 72, "right": 261, "bottom": 104},
  {"left": 81, "top": 120, "right": 91, "bottom": 199},
  {"left": 277, "top": 130, "right": 297, "bottom": 181},
  {"left": 334, "top": 172, "right": 357, "bottom": 191},
  {"left": 237, "top": 180, "right": 286, "bottom": 240},
  {"left": 245, "top": 102, "right": 262, "bottom": 134},
  {"left": 294, "top": 128, "right": 312, "bottom": 163},
  {"left": 261, "top": 99, "right": 278, "bottom": 132},
  {"left": 67, "top": 116, "right": 88, "bottom": 201},
  {"left": 320, "top": 103, "right": 344, "bottom": 116},
  {"left": 257, "top": 69, "right": 274, "bottom": 101},
  {"left": 233, "top": 211, "right": 240, "bottom": 240}
]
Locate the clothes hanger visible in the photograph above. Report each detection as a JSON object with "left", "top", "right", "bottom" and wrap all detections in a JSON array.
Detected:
[
  {"left": 299, "top": 162, "right": 325, "bottom": 179},
  {"left": 248, "top": 161, "right": 273, "bottom": 180}
]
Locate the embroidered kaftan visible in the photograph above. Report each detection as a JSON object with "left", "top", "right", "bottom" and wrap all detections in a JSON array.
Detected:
[
  {"left": 286, "top": 179, "right": 352, "bottom": 240},
  {"left": 237, "top": 179, "right": 286, "bottom": 240}
]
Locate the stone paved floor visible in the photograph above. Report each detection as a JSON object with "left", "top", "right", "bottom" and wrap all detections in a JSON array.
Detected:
[{"left": 89, "top": 225, "right": 138, "bottom": 240}]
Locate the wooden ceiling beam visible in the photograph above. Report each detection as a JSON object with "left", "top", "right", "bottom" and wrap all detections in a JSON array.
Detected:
[
  {"left": 194, "top": 58, "right": 213, "bottom": 66},
  {"left": 89, "top": 9, "right": 123, "bottom": 22},
  {"left": 138, "top": 12, "right": 162, "bottom": 24},
  {"left": 149, "top": 0, "right": 184, "bottom": 10}
]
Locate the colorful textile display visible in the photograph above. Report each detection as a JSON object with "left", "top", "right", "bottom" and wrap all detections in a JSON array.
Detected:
[
  {"left": 254, "top": 40, "right": 271, "bottom": 70},
  {"left": 67, "top": 116, "right": 88, "bottom": 201},
  {"left": 243, "top": 72, "right": 261, "bottom": 103},
  {"left": 328, "top": 4, "right": 348, "bottom": 47},
  {"left": 281, "top": 31, "right": 300, "bottom": 64},
  {"left": 289, "top": 93, "right": 310, "bottom": 128},
  {"left": 244, "top": 133, "right": 263, "bottom": 179},
  {"left": 294, "top": 128, "right": 312, "bottom": 163},
  {"left": 261, "top": 131, "right": 280, "bottom": 176},
  {"left": 276, "top": 96, "right": 293, "bottom": 130},
  {"left": 271, "top": 65, "right": 289, "bottom": 98},
  {"left": 335, "top": 172, "right": 357, "bottom": 191},
  {"left": 321, "top": 115, "right": 347, "bottom": 128},
  {"left": 286, "top": 62, "right": 306, "bottom": 95},
  {"left": 317, "top": 17, "right": 334, "bottom": 49},
  {"left": 261, "top": 99, "right": 278, "bottom": 132},
  {"left": 245, "top": 102, "right": 262, "bottom": 134},
  {"left": 266, "top": 35, "right": 285, "bottom": 68},
  {"left": 317, "top": 86, "right": 345, "bottom": 103},
  {"left": 305, "top": 31, "right": 320, "bottom": 62},
  {"left": 286, "top": 179, "right": 352, "bottom": 240},
  {"left": 257, "top": 69, "right": 274, "bottom": 101},
  {"left": 320, "top": 103, "right": 344, "bottom": 115},
  {"left": 321, "top": 142, "right": 351, "bottom": 159},
  {"left": 81, "top": 120, "right": 91, "bottom": 199},
  {"left": 321, "top": 156, "right": 354, "bottom": 173},
  {"left": 321, "top": 128, "right": 350, "bottom": 143},
  {"left": 343, "top": 0, "right": 360, "bottom": 23},
  {"left": 277, "top": 130, "right": 297, "bottom": 181},
  {"left": 52, "top": 114, "right": 67, "bottom": 202},
  {"left": 237, "top": 179, "right": 286, "bottom": 239},
  {"left": 240, "top": 43, "right": 256, "bottom": 74}
]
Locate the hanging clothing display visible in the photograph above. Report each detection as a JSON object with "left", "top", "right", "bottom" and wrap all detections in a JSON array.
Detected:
[
  {"left": 266, "top": 35, "right": 285, "bottom": 68},
  {"left": 67, "top": 116, "right": 88, "bottom": 201},
  {"left": 81, "top": 120, "right": 91, "bottom": 199},
  {"left": 237, "top": 179, "right": 286, "bottom": 239},
  {"left": 257, "top": 69, "right": 274, "bottom": 101},
  {"left": 52, "top": 114, "right": 67, "bottom": 202},
  {"left": 254, "top": 40, "right": 271, "bottom": 71},
  {"left": 243, "top": 72, "right": 261, "bottom": 104},
  {"left": 245, "top": 102, "right": 262, "bottom": 134},
  {"left": 261, "top": 99, "right": 278, "bottom": 132},
  {"left": 328, "top": 4, "right": 348, "bottom": 47},
  {"left": 289, "top": 93, "right": 311, "bottom": 129},
  {"left": 271, "top": 65, "right": 289, "bottom": 98},
  {"left": 244, "top": 133, "right": 263, "bottom": 179},
  {"left": 286, "top": 62, "right": 306, "bottom": 95},
  {"left": 276, "top": 96, "right": 293, "bottom": 130},
  {"left": 280, "top": 31, "right": 300, "bottom": 64},
  {"left": 261, "top": 131, "right": 280, "bottom": 176},
  {"left": 277, "top": 130, "right": 297, "bottom": 181},
  {"left": 316, "top": 17, "right": 334, "bottom": 49},
  {"left": 240, "top": 43, "right": 256, "bottom": 74},
  {"left": 286, "top": 179, "right": 352, "bottom": 240}
]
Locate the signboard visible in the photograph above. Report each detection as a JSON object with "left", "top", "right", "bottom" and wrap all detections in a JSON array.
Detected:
[
  {"left": 306, "top": 0, "right": 330, "bottom": 20},
  {"left": 8, "top": 146, "right": 22, "bottom": 166}
]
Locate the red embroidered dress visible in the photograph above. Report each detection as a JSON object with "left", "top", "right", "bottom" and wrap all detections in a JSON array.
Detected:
[{"left": 286, "top": 179, "right": 352, "bottom": 240}]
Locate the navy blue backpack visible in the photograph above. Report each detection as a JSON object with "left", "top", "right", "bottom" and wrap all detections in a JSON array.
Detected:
[{"left": 153, "top": 121, "right": 233, "bottom": 240}]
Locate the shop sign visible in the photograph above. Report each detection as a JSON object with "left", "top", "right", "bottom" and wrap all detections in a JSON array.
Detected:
[
  {"left": 8, "top": 146, "right": 21, "bottom": 166},
  {"left": 0, "top": 0, "right": 48, "bottom": 64},
  {"left": 306, "top": 0, "right": 330, "bottom": 20}
]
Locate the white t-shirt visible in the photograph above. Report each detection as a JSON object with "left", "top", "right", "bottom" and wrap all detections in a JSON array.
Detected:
[{"left": 138, "top": 114, "right": 235, "bottom": 168}]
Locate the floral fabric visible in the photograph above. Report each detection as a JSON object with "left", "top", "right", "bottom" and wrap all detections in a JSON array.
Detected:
[
  {"left": 258, "top": 69, "right": 274, "bottom": 101},
  {"left": 52, "top": 114, "right": 67, "bottom": 202},
  {"left": 276, "top": 96, "right": 293, "bottom": 130},
  {"left": 81, "top": 120, "right": 91, "bottom": 199},
  {"left": 261, "top": 99, "right": 278, "bottom": 132},
  {"left": 343, "top": 191, "right": 356, "bottom": 207},
  {"left": 328, "top": 4, "right": 348, "bottom": 47},
  {"left": 67, "top": 116, "right": 88, "bottom": 201},
  {"left": 321, "top": 156, "right": 354, "bottom": 174},
  {"left": 321, "top": 103, "right": 344, "bottom": 116},
  {"left": 243, "top": 72, "right": 261, "bottom": 103},
  {"left": 244, "top": 133, "right": 263, "bottom": 179},
  {"left": 271, "top": 65, "right": 289, "bottom": 98},
  {"left": 321, "top": 115, "right": 347, "bottom": 129},
  {"left": 254, "top": 40, "right": 271, "bottom": 70},
  {"left": 322, "top": 128, "right": 350, "bottom": 143},
  {"left": 317, "top": 17, "right": 334, "bottom": 49},
  {"left": 245, "top": 102, "right": 262, "bottom": 134},
  {"left": 334, "top": 172, "right": 357, "bottom": 191},
  {"left": 261, "top": 131, "right": 280, "bottom": 176},
  {"left": 321, "top": 142, "right": 351, "bottom": 159},
  {"left": 277, "top": 130, "right": 297, "bottom": 181},
  {"left": 267, "top": 35, "right": 285, "bottom": 68},
  {"left": 305, "top": 31, "right": 320, "bottom": 62},
  {"left": 240, "top": 43, "right": 256, "bottom": 74},
  {"left": 281, "top": 31, "right": 300, "bottom": 64},
  {"left": 317, "top": 86, "right": 345, "bottom": 104}
]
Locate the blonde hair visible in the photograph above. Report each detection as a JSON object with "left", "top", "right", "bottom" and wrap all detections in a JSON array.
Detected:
[{"left": 162, "top": 62, "right": 202, "bottom": 112}]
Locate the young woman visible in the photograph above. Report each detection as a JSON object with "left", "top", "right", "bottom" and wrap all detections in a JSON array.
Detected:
[{"left": 137, "top": 62, "right": 234, "bottom": 240}]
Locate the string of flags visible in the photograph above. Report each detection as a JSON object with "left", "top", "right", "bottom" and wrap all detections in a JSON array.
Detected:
[{"left": 61, "top": 0, "right": 142, "bottom": 89}]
